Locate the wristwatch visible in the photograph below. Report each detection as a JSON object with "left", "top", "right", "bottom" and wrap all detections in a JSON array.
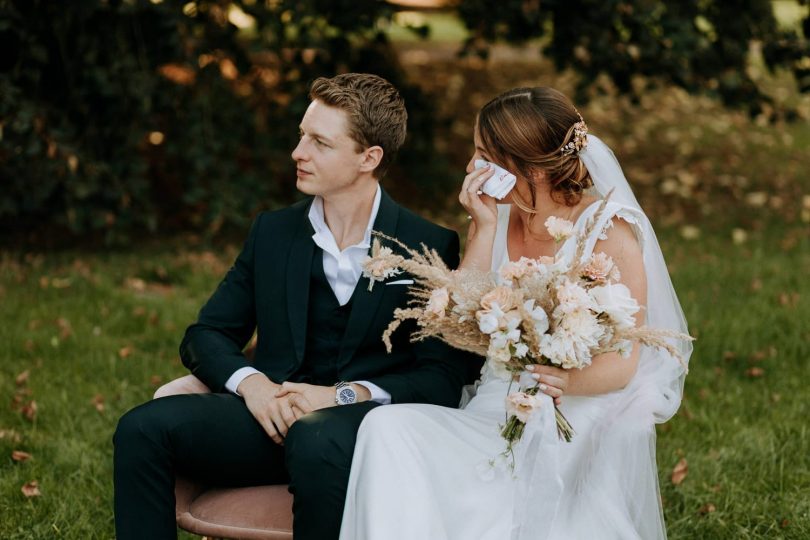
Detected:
[{"left": 334, "top": 381, "right": 358, "bottom": 405}]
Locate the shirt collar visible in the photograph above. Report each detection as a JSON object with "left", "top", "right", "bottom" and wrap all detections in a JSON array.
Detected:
[{"left": 308, "top": 184, "right": 382, "bottom": 250}]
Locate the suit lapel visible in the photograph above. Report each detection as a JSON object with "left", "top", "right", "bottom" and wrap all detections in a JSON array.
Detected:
[
  {"left": 286, "top": 202, "right": 316, "bottom": 366},
  {"left": 338, "top": 189, "right": 400, "bottom": 367}
]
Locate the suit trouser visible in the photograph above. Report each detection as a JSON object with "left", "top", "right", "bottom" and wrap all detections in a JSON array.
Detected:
[{"left": 113, "top": 392, "right": 381, "bottom": 540}]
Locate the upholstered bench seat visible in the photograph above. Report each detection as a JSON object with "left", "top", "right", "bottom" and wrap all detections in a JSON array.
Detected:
[{"left": 175, "top": 477, "right": 293, "bottom": 540}]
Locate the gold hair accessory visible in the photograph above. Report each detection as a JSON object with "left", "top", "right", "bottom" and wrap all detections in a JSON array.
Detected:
[{"left": 560, "top": 115, "right": 589, "bottom": 156}]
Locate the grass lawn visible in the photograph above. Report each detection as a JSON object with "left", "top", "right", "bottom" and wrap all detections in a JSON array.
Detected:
[{"left": 1, "top": 216, "right": 808, "bottom": 538}]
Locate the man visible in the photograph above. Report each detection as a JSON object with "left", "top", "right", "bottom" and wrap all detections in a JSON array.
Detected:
[{"left": 113, "top": 73, "right": 468, "bottom": 539}]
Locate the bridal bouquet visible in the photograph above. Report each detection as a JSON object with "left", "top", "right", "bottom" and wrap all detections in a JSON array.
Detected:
[{"left": 362, "top": 198, "right": 692, "bottom": 455}]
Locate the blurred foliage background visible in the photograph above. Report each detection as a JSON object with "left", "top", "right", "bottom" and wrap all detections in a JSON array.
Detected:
[{"left": 1, "top": 0, "right": 808, "bottom": 245}]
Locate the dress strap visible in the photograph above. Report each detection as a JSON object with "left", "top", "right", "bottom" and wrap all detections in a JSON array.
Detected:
[
  {"left": 490, "top": 204, "right": 512, "bottom": 272},
  {"left": 561, "top": 201, "right": 646, "bottom": 263}
]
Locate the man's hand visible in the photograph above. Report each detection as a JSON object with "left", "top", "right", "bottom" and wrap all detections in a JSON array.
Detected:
[
  {"left": 237, "top": 373, "right": 306, "bottom": 445},
  {"left": 275, "top": 382, "right": 371, "bottom": 414}
]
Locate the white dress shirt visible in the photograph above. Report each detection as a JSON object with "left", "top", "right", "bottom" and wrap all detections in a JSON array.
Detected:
[{"left": 225, "top": 186, "right": 392, "bottom": 404}]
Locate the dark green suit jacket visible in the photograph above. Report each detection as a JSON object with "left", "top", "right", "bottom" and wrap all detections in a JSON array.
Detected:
[{"left": 179, "top": 189, "right": 469, "bottom": 407}]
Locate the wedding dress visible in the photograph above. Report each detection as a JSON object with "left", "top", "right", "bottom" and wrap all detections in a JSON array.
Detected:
[{"left": 339, "top": 136, "right": 691, "bottom": 540}]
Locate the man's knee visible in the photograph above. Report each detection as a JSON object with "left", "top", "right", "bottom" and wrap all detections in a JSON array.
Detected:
[
  {"left": 285, "top": 404, "right": 377, "bottom": 480},
  {"left": 285, "top": 412, "right": 338, "bottom": 470},
  {"left": 113, "top": 400, "right": 169, "bottom": 457}
]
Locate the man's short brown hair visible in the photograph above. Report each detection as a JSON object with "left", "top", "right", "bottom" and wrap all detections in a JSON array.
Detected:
[{"left": 309, "top": 73, "right": 407, "bottom": 179}]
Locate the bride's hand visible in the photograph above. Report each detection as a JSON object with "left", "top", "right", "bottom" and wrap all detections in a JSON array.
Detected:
[
  {"left": 525, "top": 365, "right": 569, "bottom": 406},
  {"left": 459, "top": 164, "right": 498, "bottom": 231}
]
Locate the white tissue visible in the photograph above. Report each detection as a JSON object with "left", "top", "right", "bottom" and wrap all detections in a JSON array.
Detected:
[{"left": 474, "top": 159, "right": 516, "bottom": 200}]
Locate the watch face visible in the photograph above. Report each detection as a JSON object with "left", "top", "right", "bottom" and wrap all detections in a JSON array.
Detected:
[{"left": 339, "top": 387, "right": 357, "bottom": 404}]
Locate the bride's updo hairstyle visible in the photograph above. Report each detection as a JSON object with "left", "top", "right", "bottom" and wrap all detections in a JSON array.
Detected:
[{"left": 477, "top": 87, "right": 592, "bottom": 210}]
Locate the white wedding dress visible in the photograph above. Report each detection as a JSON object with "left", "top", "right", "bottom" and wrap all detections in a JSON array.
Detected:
[{"left": 340, "top": 136, "right": 691, "bottom": 540}]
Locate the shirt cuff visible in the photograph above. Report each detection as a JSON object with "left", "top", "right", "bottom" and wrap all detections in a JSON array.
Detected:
[
  {"left": 353, "top": 380, "right": 391, "bottom": 404},
  {"left": 225, "top": 367, "right": 262, "bottom": 396}
]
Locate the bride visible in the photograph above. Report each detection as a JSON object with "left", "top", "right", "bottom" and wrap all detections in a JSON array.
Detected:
[{"left": 339, "top": 87, "right": 692, "bottom": 540}]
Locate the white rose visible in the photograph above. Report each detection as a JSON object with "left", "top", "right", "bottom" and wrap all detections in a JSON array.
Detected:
[
  {"left": 505, "top": 392, "right": 541, "bottom": 423},
  {"left": 589, "top": 283, "right": 640, "bottom": 330},
  {"left": 544, "top": 216, "right": 575, "bottom": 242},
  {"left": 487, "top": 343, "right": 513, "bottom": 379},
  {"left": 514, "top": 342, "right": 529, "bottom": 358},
  {"left": 490, "top": 331, "right": 509, "bottom": 350},
  {"left": 524, "top": 299, "right": 550, "bottom": 335},
  {"left": 556, "top": 279, "right": 595, "bottom": 314},
  {"left": 477, "top": 311, "right": 499, "bottom": 334},
  {"left": 539, "top": 327, "right": 595, "bottom": 370}
]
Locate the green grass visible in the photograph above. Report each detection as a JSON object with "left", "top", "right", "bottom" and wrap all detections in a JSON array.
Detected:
[
  {"left": 657, "top": 226, "right": 810, "bottom": 539},
  {"left": 0, "top": 248, "right": 234, "bottom": 539},
  {"left": 1, "top": 220, "right": 808, "bottom": 538}
]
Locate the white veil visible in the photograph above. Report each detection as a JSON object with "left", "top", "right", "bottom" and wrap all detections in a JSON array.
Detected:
[
  {"left": 511, "top": 135, "right": 692, "bottom": 540},
  {"left": 580, "top": 134, "right": 692, "bottom": 422}
]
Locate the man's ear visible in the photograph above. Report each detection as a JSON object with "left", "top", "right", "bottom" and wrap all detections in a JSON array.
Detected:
[{"left": 358, "top": 145, "right": 383, "bottom": 174}]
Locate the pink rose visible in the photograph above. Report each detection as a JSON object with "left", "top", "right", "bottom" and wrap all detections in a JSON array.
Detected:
[
  {"left": 499, "top": 257, "right": 537, "bottom": 282},
  {"left": 425, "top": 287, "right": 449, "bottom": 317},
  {"left": 481, "top": 286, "right": 517, "bottom": 312},
  {"left": 505, "top": 392, "right": 541, "bottom": 423},
  {"left": 544, "top": 216, "right": 574, "bottom": 242},
  {"left": 581, "top": 252, "right": 619, "bottom": 283}
]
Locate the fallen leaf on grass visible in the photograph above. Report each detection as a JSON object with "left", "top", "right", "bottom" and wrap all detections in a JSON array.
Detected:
[
  {"left": 745, "top": 367, "right": 765, "bottom": 377},
  {"left": 778, "top": 292, "right": 800, "bottom": 308},
  {"left": 12, "top": 450, "right": 32, "bottom": 462},
  {"left": 731, "top": 228, "right": 747, "bottom": 245},
  {"left": 15, "top": 370, "right": 30, "bottom": 386},
  {"left": 50, "top": 277, "right": 72, "bottom": 289},
  {"left": 21, "top": 401, "right": 38, "bottom": 422},
  {"left": 749, "top": 347, "right": 776, "bottom": 362},
  {"left": 55, "top": 318, "right": 72, "bottom": 339},
  {"left": 149, "top": 375, "right": 163, "bottom": 386},
  {"left": 671, "top": 458, "right": 688, "bottom": 485},
  {"left": 125, "top": 277, "right": 147, "bottom": 292},
  {"left": 21, "top": 481, "right": 41, "bottom": 498},
  {"left": 118, "top": 347, "right": 133, "bottom": 359},
  {"left": 749, "top": 278, "right": 762, "bottom": 291},
  {"left": 698, "top": 503, "right": 716, "bottom": 515},
  {"left": 0, "top": 429, "right": 23, "bottom": 443},
  {"left": 679, "top": 225, "right": 700, "bottom": 240},
  {"left": 91, "top": 394, "right": 105, "bottom": 413}
]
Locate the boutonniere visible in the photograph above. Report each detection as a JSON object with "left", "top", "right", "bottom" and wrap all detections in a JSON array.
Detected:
[{"left": 361, "top": 238, "right": 403, "bottom": 291}]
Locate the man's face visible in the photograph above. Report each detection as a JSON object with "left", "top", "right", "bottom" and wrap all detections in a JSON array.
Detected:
[{"left": 292, "top": 100, "right": 367, "bottom": 198}]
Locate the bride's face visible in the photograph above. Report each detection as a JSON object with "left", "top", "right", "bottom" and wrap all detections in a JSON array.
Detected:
[
  {"left": 465, "top": 124, "right": 490, "bottom": 175},
  {"left": 466, "top": 124, "right": 542, "bottom": 206}
]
